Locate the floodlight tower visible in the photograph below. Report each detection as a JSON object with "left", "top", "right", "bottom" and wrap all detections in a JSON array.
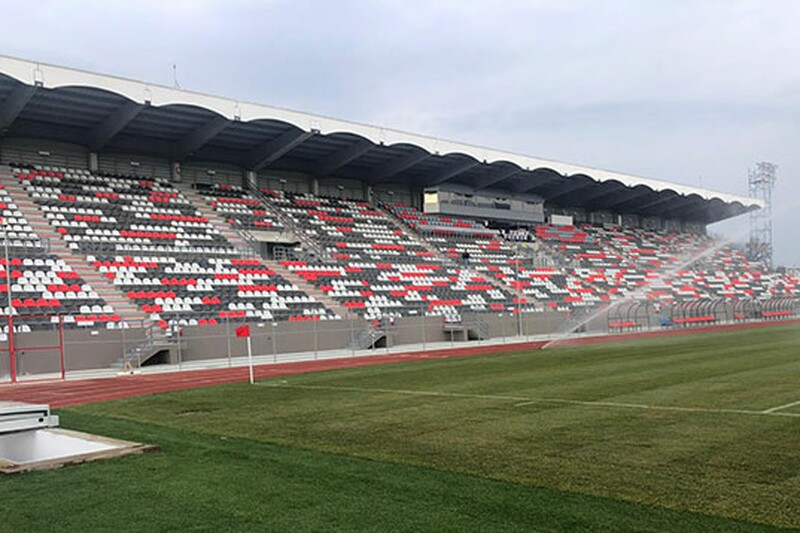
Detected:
[{"left": 747, "top": 162, "right": 778, "bottom": 269}]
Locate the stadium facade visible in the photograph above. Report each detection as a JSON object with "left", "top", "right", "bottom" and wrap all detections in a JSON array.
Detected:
[{"left": 2, "top": 55, "right": 792, "bottom": 382}]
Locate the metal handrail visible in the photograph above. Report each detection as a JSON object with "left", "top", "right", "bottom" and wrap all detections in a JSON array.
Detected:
[
  {"left": 121, "top": 322, "right": 177, "bottom": 369},
  {"left": 231, "top": 224, "right": 263, "bottom": 258},
  {"left": 349, "top": 328, "right": 376, "bottom": 350},
  {"left": 248, "top": 188, "right": 330, "bottom": 261}
]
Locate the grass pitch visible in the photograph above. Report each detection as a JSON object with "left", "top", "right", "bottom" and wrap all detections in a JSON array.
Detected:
[{"left": 3, "top": 324, "right": 800, "bottom": 531}]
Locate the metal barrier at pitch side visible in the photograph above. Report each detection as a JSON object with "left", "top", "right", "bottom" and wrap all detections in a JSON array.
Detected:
[
  {"left": 5, "top": 302, "right": 795, "bottom": 381},
  {"left": 1, "top": 315, "right": 65, "bottom": 384}
]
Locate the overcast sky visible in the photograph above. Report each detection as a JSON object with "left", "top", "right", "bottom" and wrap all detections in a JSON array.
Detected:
[{"left": 2, "top": 0, "right": 798, "bottom": 264}]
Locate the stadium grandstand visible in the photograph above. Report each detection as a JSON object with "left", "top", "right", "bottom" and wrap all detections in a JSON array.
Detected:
[{"left": 0, "top": 54, "right": 797, "bottom": 380}]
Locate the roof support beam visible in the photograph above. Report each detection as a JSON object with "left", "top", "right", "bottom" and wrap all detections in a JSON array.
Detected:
[
  {"left": 665, "top": 206, "right": 705, "bottom": 223},
  {"left": 87, "top": 101, "right": 145, "bottom": 151},
  {"left": 312, "top": 139, "right": 373, "bottom": 177},
  {"left": 632, "top": 194, "right": 681, "bottom": 213},
  {"left": 173, "top": 116, "right": 230, "bottom": 159},
  {"left": 0, "top": 85, "right": 37, "bottom": 132},
  {"left": 245, "top": 129, "right": 316, "bottom": 172},
  {"left": 656, "top": 208, "right": 699, "bottom": 223},
  {"left": 655, "top": 197, "right": 707, "bottom": 219},
  {"left": 474, "top": 166, "right": 522, "bottom": 191},
  {"left": 611, "top": 196, "right": 663, "bottom": 213},
  {"left": 703, "top": 204, "right": 731, "bottom": 224},
  {"left": 512, "top": 172, "right": 561, "bottom": 194},
  {"left": 602, "top": 187, "right": 653, "bottom": 210},
  {"left": 368, "top": 151, "right": 430, "bottom": 182},
  {"left": 538, "top": 178, "right": 591, "bottom": 203},
  {"left": 577, "top": 186, "right": 624, "bottom": 206},
  {"left": 426, "top": 159, "right": 481, "bottom": 186}
]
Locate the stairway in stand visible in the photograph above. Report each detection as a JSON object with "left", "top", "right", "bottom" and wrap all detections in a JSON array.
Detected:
[
  {"left": 179, "top": 185, "right": 253, "bottom": 251},
  {"left": 378, "top": 204, "right": 450, "bottom": 262},
  {"left": 377, "top": 203, "right": 537, "bottom": 309},
  {"left": 266, "top": 259, "right": 351, "bottom": 319},
  {"left": 179, "top": 184, "right": 350, "bottom": 319},
  {"left": 0, "top": 171, "right": 149, "bottom": 325}
]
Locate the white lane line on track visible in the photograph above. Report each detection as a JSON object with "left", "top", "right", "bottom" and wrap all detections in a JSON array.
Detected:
[
  {"left": 258, "top": 382, "right": 800, "bottom": 419},
  {"left": 762, "top": 398, "right": 800, "bottom": 414}
]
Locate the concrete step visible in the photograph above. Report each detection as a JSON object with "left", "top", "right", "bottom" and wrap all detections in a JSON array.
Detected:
[
  {"left": 177, "top": 187, "right": 348, "bottom": 317},
  {"left": 250, "top": 188, "right": 326, "bottom": 259},
  {"left": 178, "top": 186, "right": 253, "bottom": 250},
  {"left": 377, "top": 203, "right": 455, "bottom": 264},
  {"left": 4, "top": 173, "right": 345, "bottom": 322},
  {"left": 1, "top": 175, "right": 148, "bottom": 324},
  {"left": 376, "top": 204, "right": 538, "bottom": 307},
  {"left": 266, "top": 259, "right": 350, "bottom": 318}
]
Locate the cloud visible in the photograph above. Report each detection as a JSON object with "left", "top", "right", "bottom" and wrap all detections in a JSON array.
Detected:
[{"left": 1, "top": 0, "right": 798, "bottom": 263}]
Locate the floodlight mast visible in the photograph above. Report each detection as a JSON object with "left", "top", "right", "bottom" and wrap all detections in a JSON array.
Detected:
[{"left": 747, "top": 162, "right": 777, "bottom": 269}]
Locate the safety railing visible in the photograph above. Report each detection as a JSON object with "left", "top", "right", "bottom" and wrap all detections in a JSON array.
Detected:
[{"left": 248, "top": 187, "right": 330, "bottom": 261}]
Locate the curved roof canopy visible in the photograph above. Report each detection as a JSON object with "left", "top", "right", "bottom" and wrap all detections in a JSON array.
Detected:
[{"left": 0, "top": 55, "right": 762, "bottom": 224}]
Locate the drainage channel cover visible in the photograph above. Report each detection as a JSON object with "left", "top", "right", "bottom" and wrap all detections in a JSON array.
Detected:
[{"left": 0, "top": 428, "right": 157, "bottom": 474}]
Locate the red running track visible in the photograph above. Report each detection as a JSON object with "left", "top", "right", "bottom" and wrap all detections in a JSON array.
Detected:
[{"left": 1, "top": 319, "right": 797, "bottom": 409}]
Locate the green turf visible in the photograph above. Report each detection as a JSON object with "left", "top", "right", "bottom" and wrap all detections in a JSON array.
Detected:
[{"left": 3, "top": 325, "right": 800, "bottom": 531}]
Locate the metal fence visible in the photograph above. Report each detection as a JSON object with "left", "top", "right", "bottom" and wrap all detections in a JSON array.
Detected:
[
  {"left": 2, "top": 300, "right": 798, "bottom": 384},
  {"left": 1, "top": 311, "right": 571, "bottom": 382}
]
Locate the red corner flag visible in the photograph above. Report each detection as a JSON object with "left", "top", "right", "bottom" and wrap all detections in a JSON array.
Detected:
[{"left": 235, "top": 325, "right": 250, "bottom": 338}]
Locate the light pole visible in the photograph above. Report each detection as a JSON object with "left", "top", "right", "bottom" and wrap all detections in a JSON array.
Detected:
[
  {"left": 2, "top": 221, "right": 11, "bottom": 316},
  {"left": 511, "top": 250, "right": 524, "bottom": 337},
  {"left": 2, "top": 220, "right": 14, "bottom": 383}
]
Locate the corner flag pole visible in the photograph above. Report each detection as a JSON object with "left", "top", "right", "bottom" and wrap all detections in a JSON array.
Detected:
[{"left": 236, "top": 324, "right": 254, "bottom": 384}]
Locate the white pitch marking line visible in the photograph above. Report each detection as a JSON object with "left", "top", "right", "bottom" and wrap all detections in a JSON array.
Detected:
[
  {"left": 261, "top": 383, "right": 531, "bottom": 402},
  {"left": 258, "top": 382, "right": 800, "bottom": 419},
  {"left": 514, "top": 399, "right": 654, "bottom": 410},
  {"left": 762, "top": 398, "right": 800, "bottom": 414}
]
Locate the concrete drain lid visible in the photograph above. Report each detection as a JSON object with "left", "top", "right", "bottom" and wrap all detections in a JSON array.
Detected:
[{"left": 0, "top": 402, "right": 157, "bottom": 474}]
